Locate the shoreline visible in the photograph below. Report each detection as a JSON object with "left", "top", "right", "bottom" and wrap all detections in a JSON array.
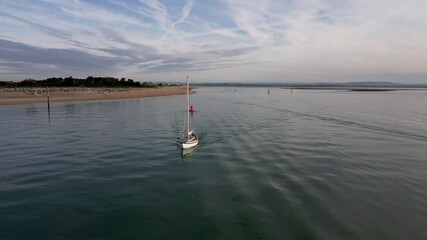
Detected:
[{"left": 0, "top": 87, "right": 189, "bottom": 106}]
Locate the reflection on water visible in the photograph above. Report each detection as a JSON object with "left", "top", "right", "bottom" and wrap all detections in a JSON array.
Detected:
[
  {"left": 25, "top": 106, "right": 39, "bottom": 116},
  {"left": 64, "top": 103, "right": 76, "bottom": 115},
  {"left": 181, "top": 146, "right": 197, "bottom": 161}
]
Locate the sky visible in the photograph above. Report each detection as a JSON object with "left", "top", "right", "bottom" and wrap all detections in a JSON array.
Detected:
[{"left": 0, "top": 0, "right": 427, "bottom": 83}]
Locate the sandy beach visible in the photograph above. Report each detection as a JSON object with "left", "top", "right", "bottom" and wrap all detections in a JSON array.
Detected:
[{"left": 0, "top": 87, "right": 189, "bottom": 106}]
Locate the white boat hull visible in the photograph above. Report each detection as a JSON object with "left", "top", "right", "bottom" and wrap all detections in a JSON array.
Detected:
[{"left": 182, "top": 139, "right": 198, "bottom": 149}]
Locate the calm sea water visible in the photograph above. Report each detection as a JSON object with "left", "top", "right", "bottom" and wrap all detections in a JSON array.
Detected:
[{"left": 1, "top": 87, "right": 426, "bottom": 240}]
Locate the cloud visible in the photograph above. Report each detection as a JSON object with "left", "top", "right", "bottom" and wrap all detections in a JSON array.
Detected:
[
  {"left": 171, "top": 0, "right": 194, "bottom": 30},
  {"left": 0, "top": 35, "right": 259, "bottom": 80},
  {"left": 138, "top": 0, "right": 170, "bottom": 29},
  {"left": 0, "top": 39, "right": 120, "bottom": 68}
]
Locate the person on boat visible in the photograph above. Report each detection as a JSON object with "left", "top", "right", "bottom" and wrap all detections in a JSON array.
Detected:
[{"left": 188, "top": 132, "right": 197, "bottom": 141}]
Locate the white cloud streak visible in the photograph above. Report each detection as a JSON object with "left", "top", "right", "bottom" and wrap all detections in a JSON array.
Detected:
[
  {"left": 171, "top": 0, "right": 194, "bottom": 30},
  {"left": 138, "top": 0, "right": 170, "bottom": 30}
]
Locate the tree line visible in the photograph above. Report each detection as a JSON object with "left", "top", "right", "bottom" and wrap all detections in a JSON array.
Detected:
[{"left": 0, "top": 76, "right": 159, "bottom": 88}]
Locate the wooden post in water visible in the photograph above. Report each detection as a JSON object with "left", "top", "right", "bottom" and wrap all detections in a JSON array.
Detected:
[{"left": 47, "top": 86, "right": 50, "bottom": 119}]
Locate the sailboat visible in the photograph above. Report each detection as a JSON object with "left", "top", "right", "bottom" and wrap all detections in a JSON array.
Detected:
[{"left": 181, "top": 76, "right": 199, "bottom": 149}]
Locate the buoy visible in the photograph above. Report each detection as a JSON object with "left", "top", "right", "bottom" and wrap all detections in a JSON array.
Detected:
[{"left": 189, "top": 105, "right": 195, "bottom": 112}]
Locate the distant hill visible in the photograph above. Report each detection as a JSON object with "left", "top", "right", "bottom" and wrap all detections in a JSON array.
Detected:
[{"left": 191, "top": 81, "right": 427, "bottom": 88}]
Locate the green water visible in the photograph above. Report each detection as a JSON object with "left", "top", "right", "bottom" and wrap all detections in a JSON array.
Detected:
[{"left": 1, "top": 87, "right": 426, "bottom": 239}]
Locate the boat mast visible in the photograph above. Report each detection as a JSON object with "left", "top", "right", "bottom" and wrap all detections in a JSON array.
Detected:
[{"left": 187, "top": 76, "right": 190, "bottom": 135}]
